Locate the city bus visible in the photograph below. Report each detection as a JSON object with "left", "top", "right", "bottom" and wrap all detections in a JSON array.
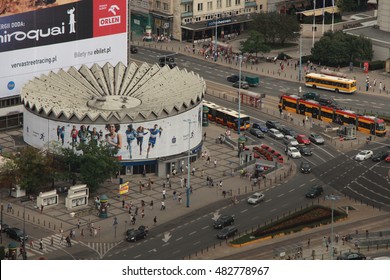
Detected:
[
  {"left": 278, "top": 94, "right": 387, "bottom": 136},
  {"left": 305, "top": 73, "right": 357, "bottom": 93},
  {"left": 203, "top": 101, "right": 250, "bottom": 131}
]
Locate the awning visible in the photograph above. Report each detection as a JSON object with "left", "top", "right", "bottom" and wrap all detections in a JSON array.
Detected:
[{"left": 298, "top": 6, "right": 340, "bottom": 17}]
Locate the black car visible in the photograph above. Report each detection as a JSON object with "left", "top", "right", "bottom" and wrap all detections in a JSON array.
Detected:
[
  {"left": 337, "top": 252, "right": 366, "bottom": 260},
  {"left": 159, "top": 56, "right": 176, "bottom": 68},
  {"left": 249, "top": 128, "right": 264, "bottom": 138},
  {"left": 226, "top": 74, "right": 244, "bottom": 83},
  {"left": 298, "top": 146, "right": 313, "bottom": 156},
  {"left": 130, "top": 45, "right": 138, "bottom": 54},
  {"left": 300, "top": 161, "right": 312, "bottom": 174},
  {"left": 217, "top": 226, "right": 238, "bottom": 239},
  {"left": 372, "top": 151, "right": 389, "bottom": 162},
  {"left": 213, "top": 215, "right": 234, "bottom": 229},
  {"left": 302, "top": 92, "right": 320, "bottom": 100},
  {"left": 265, "top": 120, "right": 281, "bottom": 130},
  {"left": 252, "top": 123, "right": 268, "bottom": 133},
  {"left": 7, "top": 227, "right": 28, "bottom": 241},
  {"left": 1, "top": 223, "right": 10, "bottom": 233},
  {"left": 305, "top": 185, "right": 323, "bottom": 198},
  {"left": 280, "top": 127, "right": 298, "bottom": 138},
  {"left": 126, "top": 226, "right": 147, "bottom": 242}
]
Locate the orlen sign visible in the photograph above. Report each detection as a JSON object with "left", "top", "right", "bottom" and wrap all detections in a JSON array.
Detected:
[{"left": 94, "top": 0, "right": 126, "bottom": 36}]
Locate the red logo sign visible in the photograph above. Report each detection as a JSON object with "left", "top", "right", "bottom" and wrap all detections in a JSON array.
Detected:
[{"left": 93, "top": 0, "right": 127, "bottom": 37}]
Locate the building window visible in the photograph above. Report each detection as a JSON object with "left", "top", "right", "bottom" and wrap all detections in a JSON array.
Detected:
[
  {"left": 198, "top": 3, "right": 203, "bottom": 11},
  {"left": 235, "top": 0, "right": 240, "bottom": 5},
  {"left": 259, "top": 4, "right": 263, "bottom": 10},
  {"left": 217, "top": 0, "right": 222, "bottom": 9},
  {"left": 226, "top": 0, "right": 231, "bottom": 8},
  {"left": 207, "top": 1, "right": 212, "bottom": 10},
  {"left": 163, "top": 3, "right": 168, "bottom": 11},
  {"left": 156, "top": 1, "right": 161, "bottom": 9}
]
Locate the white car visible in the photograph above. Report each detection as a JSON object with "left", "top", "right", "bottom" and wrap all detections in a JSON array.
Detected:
[
  {"left": 355, "top": 150, "right": 373, "bottom": 161},
  {"left": 268, "top": 128, "right": 284, "bottom": 139},
  {"left": 287, "top": 147, "right": 302, "bottom": 158},
  {"left": 283, "top": 135, "right": 299, "bottom": 146},
  {"left": 247, "top": 192, "right": 265, "bottom": 204}
]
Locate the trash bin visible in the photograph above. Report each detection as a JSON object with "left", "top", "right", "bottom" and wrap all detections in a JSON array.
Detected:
[{"left": 119, "top": 178, "right": 124, "bottom": 184}]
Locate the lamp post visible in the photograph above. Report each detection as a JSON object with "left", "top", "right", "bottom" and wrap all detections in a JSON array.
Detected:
[
  {"left": 312, "top": 0, "right": 316, "bottom": 48},
  {"left": 183, "top": 119, "right": 195, "bottom": 207},
  {"left": 294, "top": 31, "right": 303, "bottom": 82},
  {"left": 237, "top": 55, "right": 243, "bottom": 135},
  {"left": 22, "top": 203, "right": 26, "bottom": 260},
  {"left": 214, "top": 14, "right": 218, "bottom": 62},
  {"left": 113, "top": 216, "right": 118, "bottom": 242},
  {"left": 325, "top": 194, "right": 340, "bottom": 260}
]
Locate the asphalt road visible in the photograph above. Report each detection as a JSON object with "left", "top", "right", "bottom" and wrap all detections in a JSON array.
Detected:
[{"left": 131, "top": 47, "right": 390, "bottom": 116}]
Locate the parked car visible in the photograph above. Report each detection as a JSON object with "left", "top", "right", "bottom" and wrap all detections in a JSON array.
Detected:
[
  {"left": 298, "top": 146, "right": 313, "bottom": 156},
  {"left": 337, "top": 252, "right": 366, "bottom": 260},
  {"left": 249, "top": 128, "right": 265, "bottom": 138},
  {"left": 283, "top": 135, "right": 299, "bottom": 146},
  {"left": 265, "top": 120, "right": 281, "bottom": 130},
  {"left": 217, "top": 226, "right": 238, "bottom": 239},
  {"left": 355, "top": 150, "right": 373, "bottom": 161},
  {"left": 247, "top": 192, "right": 265, "bottom": 204},
  {"left": 213, "top": 215, "right": 234, "bottom": 229},
  {"left": 126, "top": 225, "right": 147, "bottom": 242},
  {"left": 7, "top": 227, "right": 28, "bottom": 242},
  {"left": 1, "top": 223, "right": 10, "bottom": 233},
  {"left": 386, "top": 154, "right": 390, "bottom": 163},
  {"left": 226, "top": 74, "right": 245, "bottom": 83},
  {"left": 372, "top": 151, "right": 389, "bottom": 162},
  {"left": 309, "top": 133, "right": 325, "bottom": 144},
  {"left": 287, "top": 147, "right": 302, "bottom": 158},
  {"left": 130, "top": 45, "right": 138, "bottom": 54},
  {"left": 305, "top": 185, "right": 324, "bottom": 198},
  {"left": 300, "top": 161, "right": 312, "bottom": 173},
  {"left": 232, "top": 81, "right": 249, "bottom": 89},
  {"left": 296, "top": 134, "right": 311, "bottom": 145},
  {"left": 252, "top": 123, "right": 268, "bottom": 133},
  {"left": 268, "top": 128, "right": 284, "bottom": 139},
  {"left": 280, "top": 127, "right": 298, "bottom": 138}
]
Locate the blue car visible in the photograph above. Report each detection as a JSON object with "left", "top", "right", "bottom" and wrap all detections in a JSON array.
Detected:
[{"left": 252, "top": 123, "right": 268, "bottom": 133}]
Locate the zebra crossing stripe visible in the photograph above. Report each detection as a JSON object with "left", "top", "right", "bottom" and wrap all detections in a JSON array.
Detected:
[{"left": 27, "top": 234, "right": 80, "bottom": 255}]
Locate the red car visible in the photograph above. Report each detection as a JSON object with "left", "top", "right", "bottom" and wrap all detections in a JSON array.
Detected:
[
  {"left": 385, "top": 154, "right": 390, "bottom": 163},
  {"left": 296, "top": 134, "right": 311, "bottom": 145}
]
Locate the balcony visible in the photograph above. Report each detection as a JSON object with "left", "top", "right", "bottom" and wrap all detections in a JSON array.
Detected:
[
  {"left": 181, "top": 0, "right": 193, "bottom": 3},
  {"left": 245, "top": 1, "right": 257, "bottom": 8},
  {"left": 181, "top": 11, "right": 193, "bottom": 17}
]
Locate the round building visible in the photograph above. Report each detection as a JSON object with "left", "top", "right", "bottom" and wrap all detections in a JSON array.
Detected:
[{"left": 21, "top": 62, "right": 205, "bottom": 176}]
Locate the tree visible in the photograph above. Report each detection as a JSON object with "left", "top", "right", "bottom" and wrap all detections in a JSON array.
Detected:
[
  {"left": 61, "top": 142, "right": 120, "bottom": 192},
  {"left": 239, "top": 31, "right": 271, "bottom": 57},
  {"left": 250, "top": 12, "right": 300, "bottom": 45},
  {"left": 336, "top": 0, "right": 368, "bottom": 12},
  {"left": 311, "top": 31, "right": 373, "bottom": 65}
]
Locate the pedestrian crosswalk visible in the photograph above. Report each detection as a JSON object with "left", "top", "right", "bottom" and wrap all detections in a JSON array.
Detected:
[{"left": 27, "top": 234, "right": 80, "bottom": 256}]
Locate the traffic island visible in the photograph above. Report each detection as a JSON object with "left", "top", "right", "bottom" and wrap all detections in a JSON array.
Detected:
[{"left": 229, "top": 205, "right": 347, "bottom": 247}]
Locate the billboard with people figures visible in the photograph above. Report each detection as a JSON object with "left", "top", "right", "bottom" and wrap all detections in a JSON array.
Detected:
[
  {"left": 0, "top": 0, "right": 128, "bottom": 97},
  {"left": 23, "top": 104, "right": 203, "bottom": 161}
]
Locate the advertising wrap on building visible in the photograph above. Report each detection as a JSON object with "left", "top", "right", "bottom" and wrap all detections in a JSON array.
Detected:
[
  {"left": 23, "top": 104, "right": 203, "bottom": 161},
  {"left": 0, "top": 0, "right": 128, "bottom": 98}
]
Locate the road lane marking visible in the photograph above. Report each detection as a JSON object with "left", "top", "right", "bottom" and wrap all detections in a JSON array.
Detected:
[
  {"left": 241, "top": 209, "right": 248, "bottom": 213},
  {"left": 202, "top": 225, "right": 209, "bottom": 229},
  {"left": 175, "top": 237, "right": 183, "bottom": 241},
  {"left": 189, "top": 231, "right": 197, "bottom": 235}
]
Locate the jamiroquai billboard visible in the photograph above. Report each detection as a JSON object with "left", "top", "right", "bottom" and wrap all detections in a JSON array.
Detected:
[
  {"left": 23, "top": 105, "right": 203, "bottom": 161},
  {"left": 0, "top": 0, "right": 128, "bottom": 97}
]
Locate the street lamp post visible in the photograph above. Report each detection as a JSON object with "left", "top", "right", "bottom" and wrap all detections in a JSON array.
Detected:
[
  {"left": 294, "top": 31, "right": 303, "bottom": 82},
  {"left": 22, "top": 203, "right": 27, "bottom": 260},
  {"left": 113, "top": 216, "right": 118, "bottom": 242},
  {"left": 214, "top": 14, "right": 218, "bottom": 61},
  {"left": 237, "top": 55, "right": 243, "bottom": 135},
  {"left": 183, "top": 119, "right": 195, "bottom": 207},
  {"left": 326, "top": 194, "right": 340, "bottom": 260}
]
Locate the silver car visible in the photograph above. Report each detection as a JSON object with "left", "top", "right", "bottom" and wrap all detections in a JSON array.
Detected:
[
  {"left": 309, "top": 133, "right": 325, "bottom": 144},
  {"left": 268, "top": 128, "right": 284, "bottom": 139},
  {"left": 247, "top": 192, "right": 265, "bottom": 204}
]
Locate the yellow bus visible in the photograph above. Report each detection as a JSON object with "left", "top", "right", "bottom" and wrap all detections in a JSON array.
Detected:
[{"left": 305, "top": 73, "right": 357, "bottom": 94}]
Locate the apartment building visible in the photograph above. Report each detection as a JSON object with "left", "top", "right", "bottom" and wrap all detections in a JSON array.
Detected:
[{"left": 130, "top": 0, "right": 267, "bottom": 42}]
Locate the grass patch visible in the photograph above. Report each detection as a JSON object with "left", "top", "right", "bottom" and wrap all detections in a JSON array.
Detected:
[{"left": 231, "top": 205, "right": 346, "bottom": 245}]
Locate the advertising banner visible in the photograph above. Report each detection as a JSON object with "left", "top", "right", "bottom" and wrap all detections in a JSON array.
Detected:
[
  {"left": 23, "top": 104, "right": 203, "bottom": 161},
  {"left": 119, "top": 182, "right": 129, "bottom": 195},
  {"left": 0, "top": 0, "right": 128, "bottom": 97}
]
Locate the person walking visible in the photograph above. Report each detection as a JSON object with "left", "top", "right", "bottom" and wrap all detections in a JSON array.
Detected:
[
  {"left": 214, "top": 159, "right": 217, "bottom": 168},
  {"left": 153, "top": 216, "right": 157, "bottom": 225},
  {"left": 160, "top": 201, "right": 166, "bottom": 210},
  {"left": 150, "top": 200, "right": 154, "bottom": 210},
  {"left": 162, "top": 189, "right": 166, "bottom": 200},
  {"left": 50, "top": 237, "right": 54, "bottom": 246},
  {"left": 39, "top": 239, "right": 43, "bottom": 250}
]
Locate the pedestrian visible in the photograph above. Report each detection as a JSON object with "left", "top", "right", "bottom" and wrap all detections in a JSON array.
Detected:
[
  {"left": 162, "top": 189, "right": 166, "bottom": 200},
  {"left": 135, "top": 206, "right": 138, "bottom": 216},
  {"left": 160, "top": 201, "right": 166, "bottom": 210},
  {"left": 201, "top": 151, "right": 205, "bottom": 159},
  {"left": 131, "top": 216, "right": 136, "bottom": 225},
  {"left": 203, "top": 132, "right": 207, "bottom": 141},
  {"left": 122, "top": 198, "right": 125, "bottom": 208},
  {"left": 40, "top": 204, "right": 44, "bottom": 213},
  {"left": 178, "top": 193, "right": 182, "bottom": 203},
  {"left": 29, "top": 240, "right": 34, "bottom": 248},
  {"left": 81, "top": 229, "right": 84, "bottom": 238},
  {"left": 173, "top": 190, "right": 177, "bottom": 200},
  {"left": 214, "top": 159, "right": 217, "bottom": 168},
  {"left": 153, "top": 216, "right": 157, "bottom": 225},
  {"left": 307, "top": 238, "right": 310, "bottom": 248},
  {"left": 192, "top": 167, "right": 195, "bottom": 176},
  {"left": 50, "top": 237, "right": 54, "bottom": 246},
  {"left": 150, "top": 200, "right": 154, "bottom": 210},
  {"left": 141, "top": 209, "right": 145, "bottom": 219},
  {"left": 222, "top": 190, "right": 227, "bottom": 198},
  {"left": 379, "top": 81, "right": 383, "bottom": 93},
  {"left": 39, "top": 239, "right": 43, "bottom": 250},
  {"left": 77, "top": 219, "right": 81, "bottom": 229},
  {"left": 219, "top": 180, "right": 223, "bottom": 189},
  {"left": 206, "top": 156, "right": 210, "bottom": 165}
]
